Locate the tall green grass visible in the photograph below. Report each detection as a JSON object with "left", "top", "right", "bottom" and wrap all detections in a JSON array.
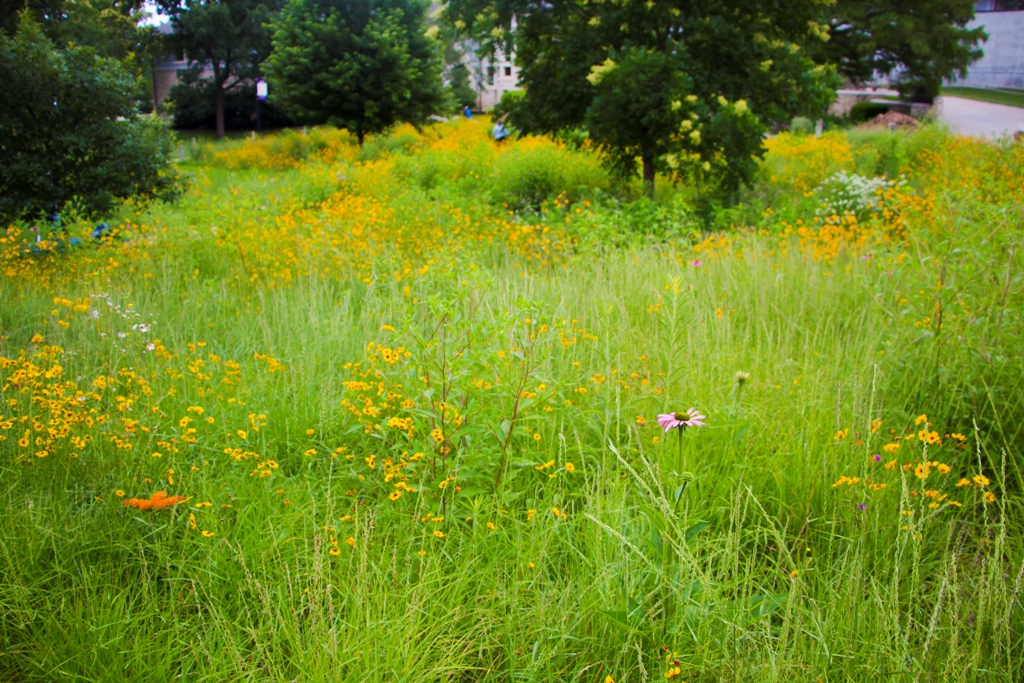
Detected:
[{"left": 0, "top": 124, "right": 1021, "bottom": 681}]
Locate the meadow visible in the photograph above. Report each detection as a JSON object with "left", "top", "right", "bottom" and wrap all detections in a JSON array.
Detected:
[{"left": 1, "top": 119, "right": 1022, "bottom": 682}]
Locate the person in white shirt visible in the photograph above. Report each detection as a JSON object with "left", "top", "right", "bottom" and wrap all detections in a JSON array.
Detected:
[{"left": 493, "top": 116, "right": 511, "bottom": 142}]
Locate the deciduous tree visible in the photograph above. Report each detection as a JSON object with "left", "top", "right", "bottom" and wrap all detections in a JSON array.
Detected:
[
  {"left": 155, "top": 0, "right": 281, "bottom": 138},
  {"left": 265, "top": 0, "right": 445, "bottom": 145},
  {"left": 445, "top": 0, "right": 838, "bottom": 198},
  {"left": 0, "top": 14, "right": 182, "bottom": 223},
  {"left": 817, "top": 0, "right": 986, "bottom": 102}
]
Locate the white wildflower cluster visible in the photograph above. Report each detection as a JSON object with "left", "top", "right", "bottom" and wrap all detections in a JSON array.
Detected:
[
  {"left": 89, "top": 292, "right": 155, "bottom": 348},
  {"left": 813, "top": 171, "right": 905, "bottom": 222}
]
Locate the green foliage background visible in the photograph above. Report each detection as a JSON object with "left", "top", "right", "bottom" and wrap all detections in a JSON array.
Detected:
[
  {"left": 0, "top": 15, "right": 182, "bottom": 222},
  {"left": 265, "top": 0, "right": 445, "bottom": 144}
]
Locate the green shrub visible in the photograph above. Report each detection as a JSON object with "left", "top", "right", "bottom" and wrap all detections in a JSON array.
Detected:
[
  {"left": 790, "top": 116, "right": 815, "bottom": 134},
  {"left": 493, "top": 89, "right": 525, "bottom": 118},
  {"left": 358, "top": 130, "right": 422, "bottom": 161},
  {"left": 490, "top": 143, "right": 609, "bottom": 212},
  {"left": 0, "top": 16, "right": 184, "bottom": 222}
]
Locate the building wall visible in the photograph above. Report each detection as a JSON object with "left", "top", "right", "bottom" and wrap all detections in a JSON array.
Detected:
[
  {"left": 152, "top": 59, "right": 216, "bottom": 107},
  {"left": 472, "top": 48, "right": 521, "bottom": 110},
  {"left": 951, "top": 9, "right": 1024, "bottom": 89}
]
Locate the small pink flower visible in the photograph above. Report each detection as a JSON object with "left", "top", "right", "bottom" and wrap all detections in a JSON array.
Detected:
[
  {"left": 691, "top": 260, "right": 703, "bottom": 267},
  {"left": 656, "top": 408, "right": 706, "bottom": 432}
]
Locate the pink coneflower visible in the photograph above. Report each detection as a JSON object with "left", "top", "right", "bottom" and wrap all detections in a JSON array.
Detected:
[
  {"left": 691, "top": 260, "right": 703, "bottom": 267},
  {"left": 657, "top": 409, "right": 706, "bottom": 432}
]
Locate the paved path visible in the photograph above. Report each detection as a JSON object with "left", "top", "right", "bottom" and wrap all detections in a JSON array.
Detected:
[{"left": 938, "top": 96, "right": 1024, "bottom": 138}]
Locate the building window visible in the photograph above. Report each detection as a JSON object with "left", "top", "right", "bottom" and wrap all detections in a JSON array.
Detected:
[
  {"left": 504, "top": 66, "right": 512, "bottom": 77},
  {"left": 975, "top": 0, "right": 1024, "bottom": 10}
]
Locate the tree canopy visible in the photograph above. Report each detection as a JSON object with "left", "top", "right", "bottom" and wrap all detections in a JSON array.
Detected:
[
  {"left": 0, "top": 14, "right": 182, "bottom": 223},
  {"left": 265, "top": 0, "right": 445, "bottom": 145},
  {"left": 818, "top": 0, "right": 986, "bottom": 102},
  {"left": 155, "top": 0, "right": 282, "bottom": 137},
  {"left": 444, "top": 0, "right": 838, "bottom": 198}
]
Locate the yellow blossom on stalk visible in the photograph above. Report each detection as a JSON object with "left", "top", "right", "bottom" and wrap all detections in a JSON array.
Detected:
[
  {"left": 883, "top": 443, "right": 900, "bottom": 454},
  {"left": 433, "top": 530, "right": 444, "bottom": 538},
  {"left": 973, "top": 474, "right": 990, "bottom": 487},
  {"left": 984, "top": 492, "right": 996, "bottom": 504},
  {"left": 202, "top": 530, "right": 214, "bottom": 538},
  {"left": 956, "top": 478, "right": 972, "bottom": 487},
  {"left": 870, "top": 418, "right": 882, "bottom": 433},
  {"left": 915, "top": 414, "right": 928, "bottom": 425},
  {"left": 834, "top": 428, "right": 849, "bottom": 441}
]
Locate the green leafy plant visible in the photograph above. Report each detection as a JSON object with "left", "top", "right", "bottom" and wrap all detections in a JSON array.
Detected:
[
  {"left": 0, "top": 14, "right": 183, "bottom": 223},
  {"left": 446, "top": 0, "right": 839, "bottom": 198},
  {"left": 265, "top": 0, "right": 446, "bottom": 146}
]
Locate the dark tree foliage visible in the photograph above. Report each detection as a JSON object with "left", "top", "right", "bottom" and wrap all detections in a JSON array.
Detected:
[
  {"left": 445, "top": 0, "right": 838, "bottom": 198},
  {"left": 265, "top": 0, "right": 445, "bottom": 145},
  {"left": 3, "top": 0, "right": 160, "bottom": 109},
  {"left": 446, "top": 61, "right": 478, "bottom": 110},
  {"left": 166, "top": 70, "right": 292, "bottom": 130},
  {"left": 1, "top": 0, "right": 64, "bottom": 34},
  {"left": 818, "top": 0, "right": 986, "bottom": 102},
  {"left": 0, "top": 15, "right": 182, "bottom": 223},
  {"left": 155, "top": 0, "right": 282, "bottom": 138}
]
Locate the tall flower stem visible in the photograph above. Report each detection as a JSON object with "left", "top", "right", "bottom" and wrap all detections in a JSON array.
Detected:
[{"left": 677, "top": 426, "right": 684, "bottom": 474}]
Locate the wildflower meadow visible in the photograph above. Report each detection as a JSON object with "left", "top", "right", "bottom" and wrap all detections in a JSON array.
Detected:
[{"left": 1, "top": 119, "right": 1022, "bottom": 681}]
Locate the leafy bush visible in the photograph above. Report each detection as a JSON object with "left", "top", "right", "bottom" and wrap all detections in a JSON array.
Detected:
[
  {"left": 0, "top": 16, "right": 184, "bottom": 223},
  {"left": 790, "top": 116, "right": 815, "bottom": 134},
  {"left": 357, "top": 130, "right": 422, "bottom": 161},
  {"left": 493, "top": 89, "right": 524, "bottom": 119},
  {"left": 490, "top": 141, "right": 610, "bottom": 212},
  {"left": 849, "top": 101, "right": 890, "bottom": 123}
]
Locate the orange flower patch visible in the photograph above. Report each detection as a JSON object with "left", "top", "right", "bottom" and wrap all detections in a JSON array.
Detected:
[{"left": 123, "top": 491, "right": 190, "bottom": 510}]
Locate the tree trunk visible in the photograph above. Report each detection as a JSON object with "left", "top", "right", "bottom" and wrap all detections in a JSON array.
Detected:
[
  {"left": 642, "top": 155, "right": 655, "bottom": 199},
  {"left": 215, "top": 85, "right": 225, "bottom": 139},
  {"left": 357, "top": 128, "right": 364, "bottom": 147}
]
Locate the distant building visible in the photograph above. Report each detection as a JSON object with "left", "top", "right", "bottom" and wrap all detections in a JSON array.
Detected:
[
  {"left": 949, "top": 2, "right": 1024, "bottom": 89},
  {"left": 460, "top": 45, "right": 521, "bottom": 110},
  {"left": 150, "top": 21, "right": 214, "bottom": 107},
  {"left": 477, "top": 49, "right": 521, "bottom": 110}
]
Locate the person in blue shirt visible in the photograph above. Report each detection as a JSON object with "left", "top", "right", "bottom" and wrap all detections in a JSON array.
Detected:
[
  {"left": 463, "top": 105, "right": 472, "bottom": 119},
  {"left": 493, "top": 115, "right": 511, "bottom": 142}
]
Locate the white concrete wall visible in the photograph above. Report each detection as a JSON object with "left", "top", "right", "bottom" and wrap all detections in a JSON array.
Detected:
[
  {"left": 951, "top": 11, "right": 1024, "bottom": 89},
  {"left": 476, "top": 49, "right": 521, "bottom": 110}
]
